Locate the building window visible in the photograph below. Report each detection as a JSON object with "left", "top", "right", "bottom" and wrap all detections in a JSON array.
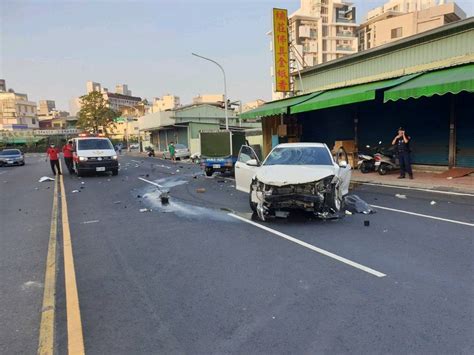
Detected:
[
  {"left": 322, "top": 25, "right": 328, "bottom": 36},
  {"left": 32, "top": 118, "right": 36, "bottom": 124},
  {"left": 391, "top": 27, "right": 403, "bottom": 39}
]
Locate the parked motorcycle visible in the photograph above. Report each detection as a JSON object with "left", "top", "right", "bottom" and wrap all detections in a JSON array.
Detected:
[
  {"left": 357, "top": 142, "right": 382, "bottom": 173},
  {"left": 374, "top": 146, "right": 399, "bottom": 175},
  {"left": 145, "top": 147, "right": 155, "bottom": 157}
]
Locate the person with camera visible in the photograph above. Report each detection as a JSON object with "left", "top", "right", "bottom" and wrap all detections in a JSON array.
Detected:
[{"left": 392, "top": 127, "right": 413, "bottom": 179}]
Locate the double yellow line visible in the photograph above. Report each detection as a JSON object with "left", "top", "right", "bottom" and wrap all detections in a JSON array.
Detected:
[{"left": 38, "top": 170, "right": 85, "bottom": 355}]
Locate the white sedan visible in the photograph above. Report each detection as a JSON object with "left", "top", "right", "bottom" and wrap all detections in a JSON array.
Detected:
[
  {"left": 235, "top": 143, "right": 351, "bottom": 221},
  {"left": 163, "top": 144, "right": 191, "bottom": 160}
]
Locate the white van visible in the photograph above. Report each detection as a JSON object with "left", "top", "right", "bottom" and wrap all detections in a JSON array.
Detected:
[{"left": 72, "top": 136, "right": 119, "bottom": 176}]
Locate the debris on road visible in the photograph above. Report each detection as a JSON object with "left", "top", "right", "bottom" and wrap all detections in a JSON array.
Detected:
[
  {"left": 81, "top": 181, "right": 85, "bottom": 185},
  {"left": 137, "top": 195, "right": 142, "bottom": 198},
  {"left": 139, "top": 208, "right": 152, "bottom": 212},
  {"left": 364, "top": 220, "right": 370, "bottom": 227},
  {"left": 344, "top": 195, "right": 376, "bottom": 214},
  {"left": 196, "top": 188, "right": 206, "bottom": 193},
  {"left": 38, "top": 176, "right": 54, "bottom": 182},
  {"left": 113, "top": 201, "right": 122, "bottom": 204},
  {"left": 430, "top": 201, "right": 437, "bottom": 205},
  {"left": 159, "top": 191, "right": 169, "bottom": 204},
  {"left": 82, "top": 220, "right": 99, "bottom": 224},
  {"left": 71, "top": 190, "right": 80, "bottom": 193},
  {"left": 395, "top": 194, "right": 407, "bottom": 199},
  {"left": 345, "top": 210, "right": 353, "bottom": 215}
]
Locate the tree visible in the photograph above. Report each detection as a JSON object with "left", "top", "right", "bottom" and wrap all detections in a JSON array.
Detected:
[{"left": 76, "top": 91, "right": 119, "bottom": 134}]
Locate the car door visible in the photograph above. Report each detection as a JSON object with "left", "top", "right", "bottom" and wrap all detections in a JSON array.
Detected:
[
  {"left": 235, "top": 145, "right": 260, "bottom": 193},
  {"left": 334, "top": 147, "right": 352, "bottom": 195}
]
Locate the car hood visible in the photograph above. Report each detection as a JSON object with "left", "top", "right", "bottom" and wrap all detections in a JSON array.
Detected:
[
  {"left": 0, "top": 154, "right": 22, "bottom": 159},
  {"left": 255, "top": 165, "right": 337, "bottom": 186}
]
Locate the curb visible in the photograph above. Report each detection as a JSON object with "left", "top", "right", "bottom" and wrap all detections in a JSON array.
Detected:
[{"left": 351, "top": 180, "right": 474, "bottom": 197}]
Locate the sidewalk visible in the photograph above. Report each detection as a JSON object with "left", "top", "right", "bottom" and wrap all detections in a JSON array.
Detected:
[{"left": 351, "top": 170, "right": 474, "bottom": 194}]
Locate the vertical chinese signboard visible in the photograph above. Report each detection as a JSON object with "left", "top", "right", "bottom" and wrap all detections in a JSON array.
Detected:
[{"left": 273, "top": 8, "right": 290, "bottom": 92}]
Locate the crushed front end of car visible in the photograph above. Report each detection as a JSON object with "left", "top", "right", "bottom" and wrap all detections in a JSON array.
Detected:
[{"left": 250, "top": 175, "right": 343, "bottom": 221}]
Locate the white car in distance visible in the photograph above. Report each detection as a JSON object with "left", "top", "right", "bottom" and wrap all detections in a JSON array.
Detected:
[{"left": 235, "top": 143, "right": 351, "bottom": 221}]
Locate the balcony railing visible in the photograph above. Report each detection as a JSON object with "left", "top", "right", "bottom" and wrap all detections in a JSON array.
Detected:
[
  {"left": 337, "top": 31, "right": 354, "bottom": 37},
  {"left": 336, "top": 46, "right": 354, "bottom": 51}
]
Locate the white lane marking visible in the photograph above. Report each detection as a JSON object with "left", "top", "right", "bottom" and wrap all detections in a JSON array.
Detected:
[
  {"left": 371, "top": 204, "right": 474, "bottom": 227},
  {"left": 82, "top": 220, "right": 99, "bottom": 224},
  {"left": 138, "top": 177, "right": 164, "bottom": 188},
  {"left": 228, "top": 213, "right": 386, "bottom": 278},
  {"left": 357, "top": 182, "right": 474, "bottom": 197}
]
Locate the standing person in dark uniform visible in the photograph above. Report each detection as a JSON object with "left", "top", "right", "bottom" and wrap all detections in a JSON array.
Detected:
[
  {"left": 392, "top": 127, "right": 413, "bottom": 179},
  {"left": 62, "top": 140, "right": 74, "bottom": 174},
  {"left": 46, "top": 143, "right": 61, "bottom": 176}
]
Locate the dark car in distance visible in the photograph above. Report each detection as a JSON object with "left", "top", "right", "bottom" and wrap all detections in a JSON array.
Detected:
[{"left": 0, "top": 149, "right": 25, "bottom": 167}]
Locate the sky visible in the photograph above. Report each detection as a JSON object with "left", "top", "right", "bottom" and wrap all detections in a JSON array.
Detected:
[{"left": 1, "top": 0, "right": 473, "bottom": 111}]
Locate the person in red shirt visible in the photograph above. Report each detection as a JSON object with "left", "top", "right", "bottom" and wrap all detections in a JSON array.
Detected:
[
  {"left": 62, "top": 140, "right": 74, "bottom": 174},
  {"left": 46, "top": 143, "right": 61, "bottom": 175}
]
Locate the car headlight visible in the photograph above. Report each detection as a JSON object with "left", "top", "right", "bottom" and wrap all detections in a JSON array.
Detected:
[
  {"left": 316, "top": 175, "right": 335, "bottom": 192},
  {"left": 112, "top": 155, "right": 118, "bottom": 160},
  {"left": 78, "top": 156, "right": 87, "bottom": 161}
]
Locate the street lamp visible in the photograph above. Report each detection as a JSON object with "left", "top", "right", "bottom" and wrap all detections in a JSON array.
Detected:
[{"left": 191, "top": 52, "right": 229, "bottom": 130}]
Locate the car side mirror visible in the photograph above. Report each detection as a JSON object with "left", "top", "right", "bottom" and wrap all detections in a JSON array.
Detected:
[
  {"left": 339, "top": 160, "right": 348, "bottom": 168},
  {"left": 246, "top": 159, "right": 259, "bottom": 167}
]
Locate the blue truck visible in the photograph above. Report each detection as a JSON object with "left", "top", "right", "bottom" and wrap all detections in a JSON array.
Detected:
[{"left": 200, "top": 130, "right": 247, "bottom": 177}]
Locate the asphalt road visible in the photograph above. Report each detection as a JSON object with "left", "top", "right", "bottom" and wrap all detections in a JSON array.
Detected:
[{"left": 1, "top": 154, "right": 473, "bottom": 354}]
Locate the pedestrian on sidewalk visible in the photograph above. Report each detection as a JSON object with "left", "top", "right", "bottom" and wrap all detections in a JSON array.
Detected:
[
  {"left": 46, "top": 143, "right": 61, "bottom": 176},
  {"left": 62, "top": 140, "right": 74, "bottom": 174},
  {"left": 392, "top": 127, "right": 413, "bottom": 179},
  {"left": 168, "top": 142, "right": 176, "bottom": 163}
]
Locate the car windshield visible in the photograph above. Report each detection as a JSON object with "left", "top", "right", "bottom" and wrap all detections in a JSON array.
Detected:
[
  {"left": 0, "top": 149, "right": 21, "bottom": 155},
  {"left": 175, "top": 144, "right": 187, "bottom": 149},
  {"left": 78, "top": 139, "right": 113, "bottom": 150},
  {"left": 264, "top": 146, "right": 333, "bottom": 166}
]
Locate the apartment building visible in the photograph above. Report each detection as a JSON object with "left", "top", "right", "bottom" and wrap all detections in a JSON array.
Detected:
[
  {"left": 37, "top": 100, "right": 56, "bottom": 116},
  {"left": 152, "top": 95, "right": 181, "bottom": 112},
  {"left": 192, "top": 94, "right": 225, "bottom": 105},
  {"left": 0, "top": 91, "right": 39, "bottom": 131},
  {"left": 72, "top": 81, "right": 142, "bottom": 115},
  {"left": 37, "top": 109, "right": 70, "bottom": 129},
  {"left": 358, "top": 0, "right": 466, "bottom": 50},
  {"left": 242, "top": 99, "right": 266, "bottom": 113},
  {"left": 270, "top": 0, "right": 358, "bottom": 99}
]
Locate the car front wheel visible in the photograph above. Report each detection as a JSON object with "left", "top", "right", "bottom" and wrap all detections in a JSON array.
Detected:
[
  {"left": 325, "top": 185, "right": 343, "bottom": 213},
  {"left": 249, "top": 183, "right": 257, "bottom": 213}
]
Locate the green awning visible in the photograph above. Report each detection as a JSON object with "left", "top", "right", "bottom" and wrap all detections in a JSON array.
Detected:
[
  {"left": 291, "top": 74, "right": 419, "bottom": 114},
  {"left": 240, "top": 92, "right": 321, "bottom": 119},
  {"left": 384, "top": 64, "right": 474, "bottom": 102},
  {"left": 0, "top": 137, "right": 45, "bottom": 144}
]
